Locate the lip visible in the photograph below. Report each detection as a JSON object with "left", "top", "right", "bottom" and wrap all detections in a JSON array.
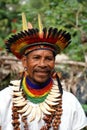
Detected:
[{"left": 35, "top": 71, "right": 49, "bottom": 76}]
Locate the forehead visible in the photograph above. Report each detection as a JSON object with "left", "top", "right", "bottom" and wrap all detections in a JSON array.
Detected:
[{"left": 27, "top": 49, "right": 54, "bottom": 57}]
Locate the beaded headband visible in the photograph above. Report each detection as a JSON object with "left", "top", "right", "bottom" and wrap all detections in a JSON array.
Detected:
[{"left": 5, "top": 13, "right": 71, "bottom": 59}]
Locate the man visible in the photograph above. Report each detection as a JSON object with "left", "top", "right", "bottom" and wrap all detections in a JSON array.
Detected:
[{"left": 0, "top": 13, "right": 87, "bottom": 130}]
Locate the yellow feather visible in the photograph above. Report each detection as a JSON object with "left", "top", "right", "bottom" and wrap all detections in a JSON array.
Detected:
[
  {"left": 38, "top": 14, "right": 43, "bottom": 34},
  {"left": 22, "top": 12, "right": 28, "bottom": 31}
]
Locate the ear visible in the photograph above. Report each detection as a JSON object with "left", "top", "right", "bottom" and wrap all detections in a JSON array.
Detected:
[{"left": 21, "top": 55, "right": 27, "bottom": 68}]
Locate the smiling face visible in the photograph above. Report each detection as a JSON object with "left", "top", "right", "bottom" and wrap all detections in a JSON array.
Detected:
[{"left": 22, "top": 49, "right": 55, "bottom": 84}]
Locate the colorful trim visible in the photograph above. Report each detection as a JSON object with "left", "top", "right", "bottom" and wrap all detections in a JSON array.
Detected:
[
  {"left": 22, "top": 76, "right": 53, "bottom": 103},
  {"left": 24, "top": 44, "right": 56, "bottom": 56},
  {"left": 26, "top": 93, "right": 49, "bottom": 103}
]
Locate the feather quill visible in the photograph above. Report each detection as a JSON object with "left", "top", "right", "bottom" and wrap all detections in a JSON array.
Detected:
[
  {"left": 22, "top": 12, "right": 28, "bottom": 31},
  {"left": 38, "top": 14, "right": 43, "bottom": 35}
]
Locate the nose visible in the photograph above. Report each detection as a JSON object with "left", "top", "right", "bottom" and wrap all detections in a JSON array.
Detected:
[{"left": 39, "top": 58, "right": 46, "bottom": 67}]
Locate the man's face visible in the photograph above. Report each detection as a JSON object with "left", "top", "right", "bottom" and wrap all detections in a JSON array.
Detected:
[{"left": 22, "top": 49, "right": 55, "bottom": 84}]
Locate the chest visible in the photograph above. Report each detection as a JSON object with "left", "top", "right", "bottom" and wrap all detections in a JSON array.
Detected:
[{"left": 1, "top": 99, "right": 73, "bottom": 130}]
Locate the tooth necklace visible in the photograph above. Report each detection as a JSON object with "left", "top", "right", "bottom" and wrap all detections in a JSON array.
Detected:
[{"left": 11, "top": 76, "right": 62, "bottom": 130}]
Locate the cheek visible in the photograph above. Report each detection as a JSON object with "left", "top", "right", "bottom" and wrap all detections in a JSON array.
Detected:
[
  {"left": 26, "top": 60, "right": 36, "bottom": 74},
  {"left": 27, "top": 59, "right": 34, "bottom": 68},
  {"left": 49, "top": 61, "right": 55, "bottom": 69}
]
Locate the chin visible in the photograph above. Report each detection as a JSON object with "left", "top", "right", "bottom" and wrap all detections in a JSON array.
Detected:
[{"left": 34, "top": 78, "right": 49, "bottom": 84}]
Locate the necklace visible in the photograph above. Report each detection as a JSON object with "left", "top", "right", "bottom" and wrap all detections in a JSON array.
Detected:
[
  {"left": 11, "top": 77, "right": 63, "bottom": 130},
  {"left": 22, "top": 76, "right": 53, "bottom": 103}
]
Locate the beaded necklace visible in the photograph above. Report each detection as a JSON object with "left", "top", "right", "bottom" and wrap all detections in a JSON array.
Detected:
[{"left": 22, "top": 76, "right": 53, "bottom": 103}]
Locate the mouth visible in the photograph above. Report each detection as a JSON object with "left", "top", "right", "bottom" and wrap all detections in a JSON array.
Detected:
[
  {"left": 34, "top": 70, "right": 50, "bottom": 76},
  {"left": 36, "top": 71, "right": 49, "bottom": 75}
]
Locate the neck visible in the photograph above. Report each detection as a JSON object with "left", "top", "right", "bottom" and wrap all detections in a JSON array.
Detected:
[{"left": 26, "top": 76, "right": 52, "bottom": 89}]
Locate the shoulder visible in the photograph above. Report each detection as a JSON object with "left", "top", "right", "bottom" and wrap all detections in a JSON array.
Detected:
[
  {"left": 53, "top": 79, "right": 79, "bottom": 108},
  {"left": 53, "top": 79, "right": 77, "bottom": 104},
  {"left": 62, "top": 90, "right": 86, "bottom": 118},
  {"left": 62, "top": 90, "right": 77, "bottom": 102},
  {"left": 62, "top": 90, "right": 81, "bottom": 108},
  {"left": 0, "top": 80, "right": 20, "bottom": 103},
  {"left": 0, "top": 86, "right": 12, "bottom": 114},
  {"left": 0, "top": 87, "right": 12, "bottom": 98},
  {"left": 0, "top": 80, "right": 21, "bottom": 119}
]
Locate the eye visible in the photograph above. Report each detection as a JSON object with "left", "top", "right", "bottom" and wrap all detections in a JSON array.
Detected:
[
  {"left": 46, "top": 56, "right": 54, "bottom": 61},
  {"left": 33, "top": 56, "right": 40, "bottom": 60}
]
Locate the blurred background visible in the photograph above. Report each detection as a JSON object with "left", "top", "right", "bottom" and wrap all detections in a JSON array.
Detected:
[{"left": 0, "top": 0, "right": 87, "bottom": 128}]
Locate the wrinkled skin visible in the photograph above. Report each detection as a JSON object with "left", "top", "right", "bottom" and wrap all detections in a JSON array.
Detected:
[{"left": 22, "top": 49, "right": 55, "bottom": 84}]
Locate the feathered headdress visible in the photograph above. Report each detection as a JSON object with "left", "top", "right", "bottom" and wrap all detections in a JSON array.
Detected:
[{"left": 6, "top": 13, "right": 71, "bottom": 59}]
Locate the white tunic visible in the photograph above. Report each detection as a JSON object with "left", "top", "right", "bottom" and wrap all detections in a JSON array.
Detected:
[{"left": 0, "top": 84, "right": 87, "bottom": 130}]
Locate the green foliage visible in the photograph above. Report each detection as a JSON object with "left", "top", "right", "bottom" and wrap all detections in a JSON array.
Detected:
[
  {"left": 82, "top": 104, "right": 87, "bottom": 114},
  {"left": 0, "top": 0, "right": 87, "bottom": 61},
  {"left": 0, "top": 38, "right": 5, "bottom": 49}
]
